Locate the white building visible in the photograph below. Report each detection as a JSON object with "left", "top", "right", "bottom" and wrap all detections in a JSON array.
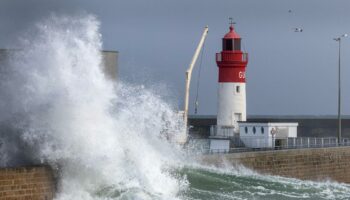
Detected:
[{"left": 239, "top": 122, "right": 298, "bottom": 148}]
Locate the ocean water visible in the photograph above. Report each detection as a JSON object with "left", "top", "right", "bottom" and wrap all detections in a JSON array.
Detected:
[
  {"left": 0, "top": 13, "right": 349, "bottom": 200},
  {"left": 178, "top": 166, "right": 350, "bottom": 200}
]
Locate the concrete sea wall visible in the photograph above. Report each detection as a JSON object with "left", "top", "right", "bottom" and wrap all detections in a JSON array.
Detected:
[
  {"left": 201, "top": 146, "right": 350, "bottom": 183},
  {"left": 2, "top": 147, "right": 350, "bottom": 198},
  {"left": 0, "top": 165, "right": 55, "bottom": 200}
]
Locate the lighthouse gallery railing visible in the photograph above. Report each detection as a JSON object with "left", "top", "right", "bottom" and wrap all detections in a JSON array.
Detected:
[{"left": 216, "top": 52, "right": 248, "bottom": 62}]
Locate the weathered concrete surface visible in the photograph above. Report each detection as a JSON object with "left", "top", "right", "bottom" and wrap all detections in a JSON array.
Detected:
[
  {"left": 0, "top": 165, "right": 55, "bottom": 200},
  {"left": 102, "top": 50, "right": 118, "bottom": 81},
  {"left": 201, "top": 147, "right": 350, "bottom": 183}
]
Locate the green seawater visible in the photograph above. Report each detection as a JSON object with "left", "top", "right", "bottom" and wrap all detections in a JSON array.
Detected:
[
  {"left": 95, "top": 166, "right": 350, "bottom": 200},
  {"left": 178, "top": 167, "right": 350, "bottom": 200}
]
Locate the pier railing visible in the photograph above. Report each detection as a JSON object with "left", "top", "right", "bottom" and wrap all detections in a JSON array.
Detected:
[{"left": 192, "top": 137, "right": 350, "bottom": 154}]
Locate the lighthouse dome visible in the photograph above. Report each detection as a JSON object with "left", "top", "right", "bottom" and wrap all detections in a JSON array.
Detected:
[
  {"left": 224, "top": 25, "right": 241, "bottom": 39},
  {"left": 222, "top": 25, "right": 242, "bottom": 51}
]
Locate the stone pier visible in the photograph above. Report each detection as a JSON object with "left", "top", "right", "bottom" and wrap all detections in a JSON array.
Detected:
[{"left": 201, "top": 147, "right": 350, "bottom": 183}]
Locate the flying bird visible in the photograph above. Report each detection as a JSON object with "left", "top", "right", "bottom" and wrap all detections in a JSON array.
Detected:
[{"left": 293, "top": 28, "right": 303, "bottom": 32}]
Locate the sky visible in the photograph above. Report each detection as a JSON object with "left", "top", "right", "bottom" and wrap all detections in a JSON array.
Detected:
[{"left": 0, "top": 0, "right": 350, "bottom": 116}]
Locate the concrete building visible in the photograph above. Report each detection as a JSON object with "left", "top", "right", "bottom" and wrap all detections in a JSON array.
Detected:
[
  {"left": 239, "top": 122, "right": 298, "bottom": 148},
  {"left": 101, "top": 50, "right": 118, "bottom": 81}
]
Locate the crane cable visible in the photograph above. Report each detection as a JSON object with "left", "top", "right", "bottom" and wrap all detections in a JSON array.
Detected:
[{"left": 194, "top": 39, "right": 206, "bottom": 114}]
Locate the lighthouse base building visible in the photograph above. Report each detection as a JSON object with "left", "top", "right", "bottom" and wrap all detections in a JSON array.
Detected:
[
  {"left": 238, "top": 122, "right": 298, "bottom": 149},
  {"left": 209, "top": 122, "right": 298, "bottom": 152}
]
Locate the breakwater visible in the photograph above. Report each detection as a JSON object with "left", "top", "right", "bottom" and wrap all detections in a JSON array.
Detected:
[
  {"left": 201, "top": 146, "right": 350, "bottom": 183},
  {"left": 0, "top": 165, "right": 55, "bottom": 199}
]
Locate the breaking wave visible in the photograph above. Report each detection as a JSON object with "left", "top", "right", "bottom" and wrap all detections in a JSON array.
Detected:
[{"left": 0, "top": 14, "right": 187, "bottom": 199}]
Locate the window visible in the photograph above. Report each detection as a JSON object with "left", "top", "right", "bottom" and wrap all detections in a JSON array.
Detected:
[
  {"left": 222, "top": 38, "right": 241, "bottom": 51},
  {"left": 253, "top": 127, "right": 256, "bottom": 134},
  {"left": 236, "top": 86, "right": 240, "bottom": 93},
  {"left": 223, "top": 39, "right": 233, "bottom": 50},
  {"left": 245, "top": 127, "right": 248, "bottom": 134},
  {"left": 261, "top": 127, "right": 264, "bottom": 134},
  {"left": 234, "top": 39, "right": 241, "bottom": 50}
]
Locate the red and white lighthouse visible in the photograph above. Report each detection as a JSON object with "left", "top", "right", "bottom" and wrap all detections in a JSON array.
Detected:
[{"left": 215, "top": 23, "right": 248, "bottom": 136}]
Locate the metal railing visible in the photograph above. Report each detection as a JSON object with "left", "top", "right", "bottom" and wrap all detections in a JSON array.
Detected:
[
  {"left": 193, "top": 137, "right": 350, "bottom": 154},
  {"left": 283, "top": 137, "right": 350, "bottom": 148},
  {"left": 216, "top": 52, "right": 248, "bottom": 62}
]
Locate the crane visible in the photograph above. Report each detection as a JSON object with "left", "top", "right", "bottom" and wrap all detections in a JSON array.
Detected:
[{"left": 182, "top": 26, "right": 209, "bottom": 142}]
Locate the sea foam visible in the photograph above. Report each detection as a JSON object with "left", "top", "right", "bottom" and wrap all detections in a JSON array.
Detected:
[{"left": 0, "top": 14, "right": 186, "bottom": 200}]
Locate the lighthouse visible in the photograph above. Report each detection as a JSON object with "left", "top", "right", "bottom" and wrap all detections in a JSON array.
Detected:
[
  {"left": 208, "top": 22, "right": 299, "bottom": 152},
  {"left": 215, "top": 23, "right": 248, "bottom": 137}
]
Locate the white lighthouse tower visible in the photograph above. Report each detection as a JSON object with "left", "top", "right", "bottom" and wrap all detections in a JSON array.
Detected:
[{"left": 213, "top": 23, "right": 248, "bottom": 137}]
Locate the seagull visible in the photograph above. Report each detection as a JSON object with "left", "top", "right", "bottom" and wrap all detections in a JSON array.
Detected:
[{"left": 293, "top": 28, "right": 303, "bottom": 32}]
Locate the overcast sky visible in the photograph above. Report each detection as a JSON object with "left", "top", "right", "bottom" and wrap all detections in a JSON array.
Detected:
[{"left": 1, "top": 0, "right": 350, "bottom": 116}]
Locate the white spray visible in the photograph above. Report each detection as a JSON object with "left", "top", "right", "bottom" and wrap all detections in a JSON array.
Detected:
[{"left": 0, "top": 14, "right": 187, "bottom": 200}]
